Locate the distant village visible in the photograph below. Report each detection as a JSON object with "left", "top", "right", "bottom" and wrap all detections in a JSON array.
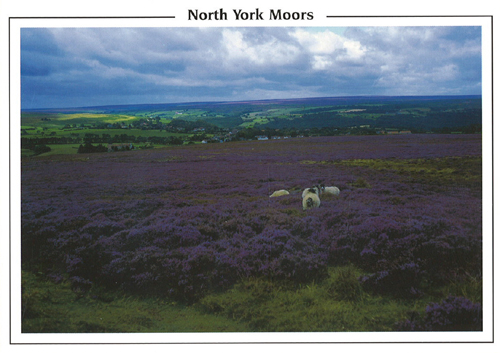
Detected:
[
  {"left": 94, "top": 124, "right": 417, "bottom": 153},
  {"left": 21, "top": 116, "right": 425, "bottom": 155},
  {"left": 79, "top": 116, "right": 418, "bottom": 144}
]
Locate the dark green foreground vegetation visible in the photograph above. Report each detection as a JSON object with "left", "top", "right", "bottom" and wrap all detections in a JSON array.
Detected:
[
  {"left": 22, "top": 271, "right": 250, "bottom": 333},
  {"left": 22, "top": 263, "right": 481, "bottom": 333}
]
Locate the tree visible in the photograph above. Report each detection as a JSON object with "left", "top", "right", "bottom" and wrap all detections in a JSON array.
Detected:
[
  {"left": 77, "top": 142, "right": 107, "bottom": 154},
  {"left": 33, "top": 144, "right": 51, "bottom": 155}
]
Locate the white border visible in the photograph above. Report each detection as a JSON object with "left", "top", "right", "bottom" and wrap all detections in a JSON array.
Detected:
[{"left": 3, "top": 2, "right": 496, "bottom": 349}]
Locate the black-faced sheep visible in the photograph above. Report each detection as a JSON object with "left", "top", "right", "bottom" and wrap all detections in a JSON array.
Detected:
[
  {"left": 302, "top": 185, "right": 321, "bottom": 199},
  {"left": 302, "top": 187, "right": 321, "bottom": 210}
]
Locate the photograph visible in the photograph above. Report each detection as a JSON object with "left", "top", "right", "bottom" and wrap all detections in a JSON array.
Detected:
[{"left": 2, "top": 1, "right": 496, "bottom": 349}]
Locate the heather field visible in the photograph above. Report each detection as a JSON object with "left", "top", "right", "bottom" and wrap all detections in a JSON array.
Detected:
[{"left": 21, "top": 133, "right": 483, "bottom": 333}]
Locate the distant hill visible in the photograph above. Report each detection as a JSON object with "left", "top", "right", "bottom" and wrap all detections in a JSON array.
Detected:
[{"left": 22, "top": 95, "right": 482, "bottom": 132}]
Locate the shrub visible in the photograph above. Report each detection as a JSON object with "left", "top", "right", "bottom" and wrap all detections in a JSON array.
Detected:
[
  {"left": 33, "top": 144, "right": 51, "bottom": 155},
  {"left": 77, "top": 143, "right": 107, "bottom": 153},
  {"left": 350, "top": 177, "right": 371, "bottom": 188},
  {"left": 330, "top": 216, "right": 481, "bottom": 298},
  {"left": 327, "top": 265, "right": 363, "bottom": 302},
  {"left": 396, "top": 296, "right": 482, "bottom": 331},
  {"left": 360, "top": 262, "right": 424, "bottom": 299}
]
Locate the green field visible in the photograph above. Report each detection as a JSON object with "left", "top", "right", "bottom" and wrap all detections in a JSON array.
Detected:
[
  {"left": 34, "top": 144, "right": 81, "bottom": 156},
  {"left": 21, "top": 112, "right": 140, "bottom": 129},
  {"left": 21, "top": 96, "right": 482, "bottom": 156},
  {"left": 22, "top": 127, "right": 189, "bottom": 139}
]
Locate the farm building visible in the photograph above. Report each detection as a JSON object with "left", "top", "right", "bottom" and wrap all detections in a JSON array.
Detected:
[{"left": 107, "top": 143, "right": 134, "bottom": 152}]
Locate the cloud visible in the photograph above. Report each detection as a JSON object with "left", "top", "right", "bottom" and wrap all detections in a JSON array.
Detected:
[
  {"left": 291, "top": 28, "right": 366, "bottom": 71},
  {"left": 20, "top": 26, "right": 482, "bottom": 109},
  {"left": 221, "top": 28, "right": 301, "bottom": 70}
]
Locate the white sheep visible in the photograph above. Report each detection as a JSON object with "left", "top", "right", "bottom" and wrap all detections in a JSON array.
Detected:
[
  {"left": 321, "top": 185, "right": 340, "bottom": 196},
  {"left": 302, "top": 185, "right": 321, "bottom": 199},
  {"left": 302, "top": 187, "right": 321, "bottom": 210},
  {"left": 269, "top": 189, "right": 290, "bottom": 197}
]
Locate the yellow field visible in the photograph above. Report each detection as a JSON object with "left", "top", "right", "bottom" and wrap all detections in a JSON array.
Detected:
[{"left": 57, "top": 113, "right": 138, "bottom": 123}]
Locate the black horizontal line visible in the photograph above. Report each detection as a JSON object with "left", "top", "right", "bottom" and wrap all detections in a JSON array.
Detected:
[
  {"left": 9, "top": 340, "right": 494, "bottom": 345},
  {"left": 10, "top": 16, "right": 176, "bottom": 19},
  {"left": 326, "top": 15, "right": 492, "bottom": 18}
]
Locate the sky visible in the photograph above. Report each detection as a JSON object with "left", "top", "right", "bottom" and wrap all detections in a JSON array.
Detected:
[{"left": 20, "top": 26, "right": 482, "bottom": 109}]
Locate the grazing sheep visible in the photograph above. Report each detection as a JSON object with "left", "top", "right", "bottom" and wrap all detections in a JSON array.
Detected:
[
  {"left": 321, "top": 185, "right": 340, "bottom": 196},
  {"left": 302, "top": 187, "right": 321, "bottom": 210},
  {"left": 302, "top": 185, "right": 321, "bottom": 199},
  {"left": 269, "top": 189, "right": 290, "bottom": 197}
]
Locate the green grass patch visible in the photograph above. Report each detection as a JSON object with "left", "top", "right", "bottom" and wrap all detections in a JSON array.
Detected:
[
  {"left": 337, "top": 156, "right": 481, "bottom": 187},
  {"left": 200, "top": 265, "right": 429, "bottom": 332},
  {"left": 441, "top": 273, "right": 482, "bottom": 304},
  {"left": 349, "top": 177, "right": 372, "bottom": 189},
  {"left": 299, "top": 160, "right": 334, "bottom": 165},
  {"left": 44, "top": 144, "right": 81, "bottom": 156},
  {"left": 21, "top": 148, "right": 35, "bottom": 158},
  {"left": 22, "top": 271, "right": 250, "bottom": 333},
  {"left": 22, "top": 127, "right": 189, "bottom": 139},
  {"left": 22, "top": 264, "right": 482, "bottom": 333},
  {"left": 21, "top": 145, "right": 81, "bottom": 157}
]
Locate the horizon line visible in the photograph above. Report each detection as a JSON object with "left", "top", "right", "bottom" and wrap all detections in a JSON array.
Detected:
[{"left": 22, "top": 94, "right": 482, "bottom": 112}]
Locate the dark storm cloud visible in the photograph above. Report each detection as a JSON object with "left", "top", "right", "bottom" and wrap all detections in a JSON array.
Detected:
[
  {"left": 21, "top": 29, "right": 65, "bottom": 77},
  {"left": 21, "top": 28, "right": 63, "bottom": 55},
  {"left": 20, "top": 26, "right": 482, "bottom": 109}
]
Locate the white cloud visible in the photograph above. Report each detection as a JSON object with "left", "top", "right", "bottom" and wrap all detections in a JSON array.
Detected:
[
  {"left": 439, "top": 39, "right": 481, "bottom": 58},
  {"left": 431, "top": 64, "right": 459, "bottom": 82},
  {"left": 291, "top": 29, "right": 346, "bottom": 54},
  {"left": 311, "top": 55, "right": 332, "bottom": 70},
  {"left": 220, "top": 29, "right": 300, "bottom": 70},
  {"left": 290, "top": 28, "right": 366, "bottom": 71}
]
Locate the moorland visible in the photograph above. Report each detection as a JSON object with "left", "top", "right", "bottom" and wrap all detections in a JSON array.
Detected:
[{"left": 20, "top": 96, "right": 484, "bottom": 335}]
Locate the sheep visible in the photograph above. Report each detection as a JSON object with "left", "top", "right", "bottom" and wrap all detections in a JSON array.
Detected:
[
  {"left": 269, "top": 189, "right": 290, "bottom": 197},
  {"left": 302, "top": 185, "right": 321, "bottom": 199},
  {"left": 321, "top": 185, "right": 340, "bottom": 196},
  {"left": 302, "top": 187, "right": 321, "bottom": 210}
]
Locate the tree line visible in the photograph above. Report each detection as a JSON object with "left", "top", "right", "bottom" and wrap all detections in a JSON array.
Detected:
[{"left": 21, "top": 134, "right": 184, "bottom": 149}]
